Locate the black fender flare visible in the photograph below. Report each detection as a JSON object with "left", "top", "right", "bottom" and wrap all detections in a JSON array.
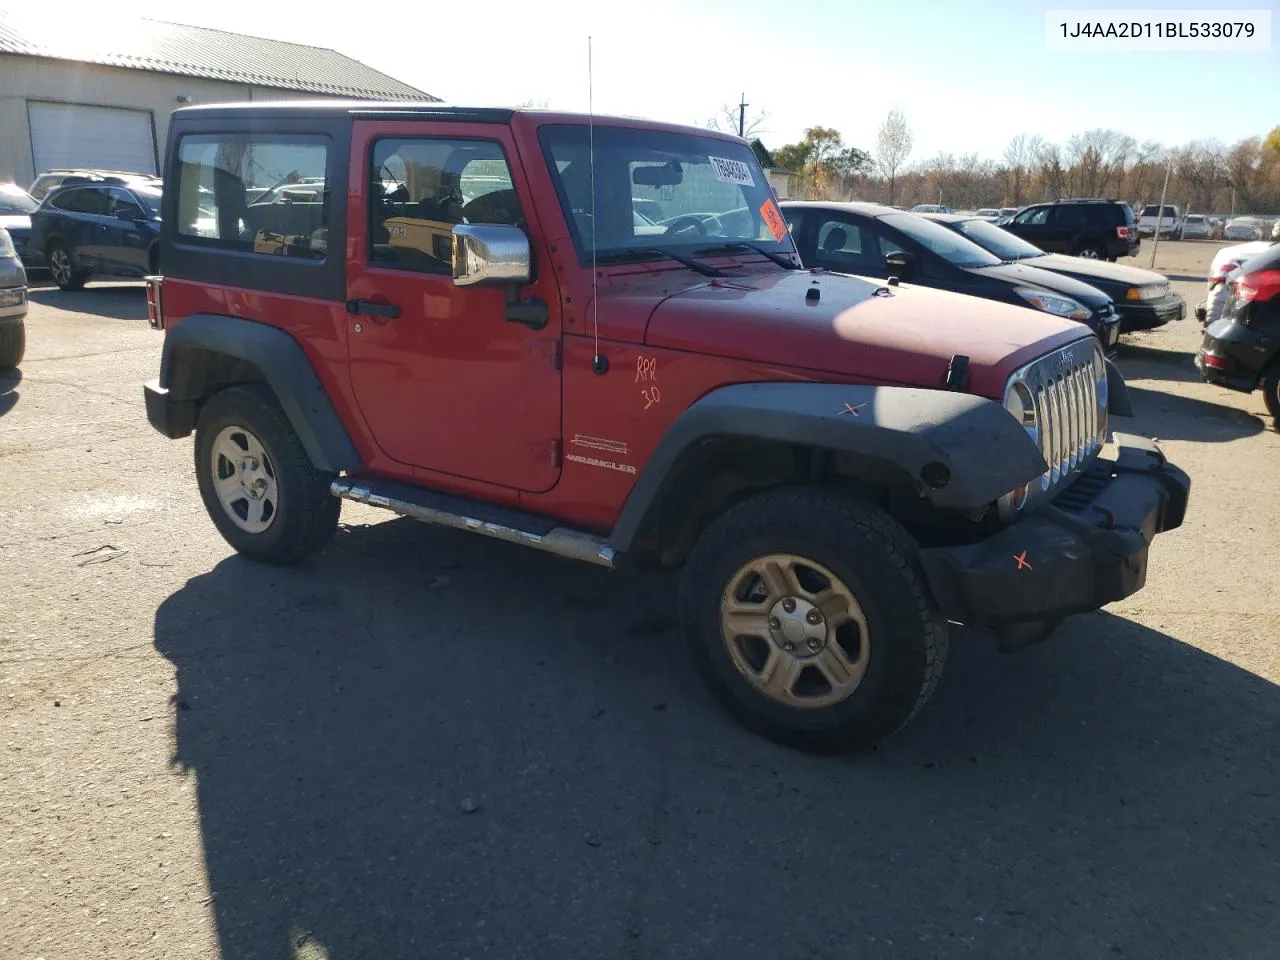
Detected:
[
  {"left": 608, "top": 382, "right": 1047, "bottom": 553},
  {"left": 1105, "top": 358, "right": 1133, "bottom": 417},
  {"left": 159, "top": 313, "right": 360, "bottom": 472}
]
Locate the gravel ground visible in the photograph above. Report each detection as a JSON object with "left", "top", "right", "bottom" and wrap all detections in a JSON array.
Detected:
[{"left": 2, "top": 243, "right": 1278, "bottom": 960}]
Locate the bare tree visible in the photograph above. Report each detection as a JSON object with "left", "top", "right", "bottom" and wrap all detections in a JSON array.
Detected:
[
  {"left": 706, "top": 102, "right": 768, "bottom": 140},
  {"left": 1036, "top": 142, "right": 1066, "bottom": 200},
  {"left": 1002, "top": 134, "right": 1043, "bottom": 205},
  {"left": 876, "top": 109, "right": 913, "bottom": 205}
]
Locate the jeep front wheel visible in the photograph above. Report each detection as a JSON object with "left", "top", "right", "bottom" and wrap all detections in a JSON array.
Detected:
[
  {"left": 680, "top": 488, "right": 948, "bottom": 753},
  {"left": 194, "top": 384, "right": 340, "bottom": 565}
]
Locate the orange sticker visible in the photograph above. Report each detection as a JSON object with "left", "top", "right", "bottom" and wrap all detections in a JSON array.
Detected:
[{"left": 760, "top": 197, "right": 788, "bottom": 242}]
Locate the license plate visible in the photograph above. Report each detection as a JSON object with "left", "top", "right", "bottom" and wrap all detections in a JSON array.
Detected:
[{"left": 0, "top": 287, "right": 24, "bottom": 307}]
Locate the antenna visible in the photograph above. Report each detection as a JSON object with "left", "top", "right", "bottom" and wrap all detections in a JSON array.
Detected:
[{"left": 588, "top": 36, "right": 606, "bottom": 374}]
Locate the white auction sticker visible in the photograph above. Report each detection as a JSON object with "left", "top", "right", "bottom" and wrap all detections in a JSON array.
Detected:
[{"left": 708, "top": 156, "right": 755, "bottom": 186}]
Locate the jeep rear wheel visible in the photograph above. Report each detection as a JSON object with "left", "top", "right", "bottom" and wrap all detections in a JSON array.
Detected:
[
  {"left": 680, "top": 488, "right": 948, "bottom": 754},
  {"left": 194, "top": 384, "right": 340, "bottom": 565},
  {"left": 47, "top": 241, "right": 87, "bottom": 291}
]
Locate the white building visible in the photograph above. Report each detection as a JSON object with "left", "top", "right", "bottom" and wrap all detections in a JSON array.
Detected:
[{"left": 0, "top": 15, "right": 434, "bottom": 186}]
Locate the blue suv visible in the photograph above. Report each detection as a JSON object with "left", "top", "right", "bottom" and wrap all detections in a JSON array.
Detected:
[{"left": 30, "top": 179, "right": 162, "bottom": 290}]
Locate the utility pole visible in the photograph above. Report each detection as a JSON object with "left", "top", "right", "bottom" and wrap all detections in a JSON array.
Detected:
[
  {"left": 738, "top": 92, "right": 747, "bottom": 138},
  {"left": 1149, "top": 161, "right": 1172, "bottom": 269}
]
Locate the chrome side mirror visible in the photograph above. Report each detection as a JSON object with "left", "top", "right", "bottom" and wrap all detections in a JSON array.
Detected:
[{"left": 451, "top": 223, "right": 531, "bottom": 287}]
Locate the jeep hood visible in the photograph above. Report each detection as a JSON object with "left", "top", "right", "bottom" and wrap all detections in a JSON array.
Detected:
[{"left": 643, "top": 270, "right": 1086, "bottom": 398}]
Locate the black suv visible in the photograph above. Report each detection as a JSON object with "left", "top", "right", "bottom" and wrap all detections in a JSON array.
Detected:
[{"left": 1000, "top": 199, "right": 1139, "bottom": 262}]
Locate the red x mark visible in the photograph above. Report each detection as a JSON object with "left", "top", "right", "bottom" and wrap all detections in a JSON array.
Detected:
[
  {"left": 1013, "top": 550, "right": 1033, "bottom": 571},
  {"left": 838, "top": 402, "right": 866, "bottom": 416}
]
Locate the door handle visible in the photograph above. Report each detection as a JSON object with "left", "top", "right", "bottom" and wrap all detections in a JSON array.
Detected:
[{"left": 346, "top": 299, "right": 400, "bottom": 323}]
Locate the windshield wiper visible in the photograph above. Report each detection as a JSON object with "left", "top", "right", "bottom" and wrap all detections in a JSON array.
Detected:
[
  {"left": 595, "top": 247, "right": 726, "bottom": 277},
  {"left": 695, "top": 241, "right": 799, "bottom": 270}
]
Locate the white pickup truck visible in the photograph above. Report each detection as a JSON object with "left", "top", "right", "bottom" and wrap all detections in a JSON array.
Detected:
[{"left": 1137, "top": 204, "right": 1182, "bottom": 239}]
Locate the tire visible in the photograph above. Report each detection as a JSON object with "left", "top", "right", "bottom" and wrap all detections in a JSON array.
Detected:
[
  {"left": 194, "top": 383, "right": 340, "bottom": 565},
  {"left": 680, "top": 487, "right": 948, "bottom": 754},
  {"left": 0, "top": 320, "right": 24, "bottom": 369},
  {"left": 1263, "top": 365, "right": 1280, "bottom": 424},
  {"left": 1074, "top": 243, "right": 1103, "bottom": 260},
  {"left": 47, "top": 241, "right": 87, "bottom": 291}
]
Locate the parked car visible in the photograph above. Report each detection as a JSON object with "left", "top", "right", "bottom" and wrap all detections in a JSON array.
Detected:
[
  {"left": 973, "top": 208, "right": 1001, "bottom": 220},
  {"left": 30, "top": 180, "right": 163, "bottom": 289},
  {"left": 908, "top": 203, "right": 953, "bottom": 214},
  {"left": 1000, "top": 198, "right": 1138, "bottom": 261},
  {"left": 141, "top": 100, "right": 1189, "bottom": 755},
  {"left": 1224, "top": 216, "right": 1266, "bottom": 241},
  {"left": 999, "top": 206, "right": 1019, "bottom": 219},
  {"left": 923, "top": 213, "right": 1185, "bottom": 331},
  {"left": 1180, "top": 214, "right": 1211, "bottom": 239},
  {"left": 0, "top": 182, "right": 40, "bottom": 269},
  {"left": 1194, "top": 222, "right": 1279, "bottom": 326},
  {"left": 1207, "top": 216, "right": 1225, "bottom": 239},
  {"left": 1196, "top": 242, "right": 1280, "bottom": 420},
  {"left": 1137, "top": 204, "right": 1182, "bottom": 239},
  {"left": 780, "top": 200, "right": 1121, "bottom": 352},
  {"left": 0, "top": 227, "right": 27, "bottom": 368},
  {"left": 28, "top": 168, "right": 160, "bottom": 202}
]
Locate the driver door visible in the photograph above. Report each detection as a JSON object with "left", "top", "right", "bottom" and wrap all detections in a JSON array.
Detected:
[{"left": 346, "top": 120, "right": 563, "bottom": 493}]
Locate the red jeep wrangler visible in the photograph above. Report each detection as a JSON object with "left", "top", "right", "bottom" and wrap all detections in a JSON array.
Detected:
[{"left": 143, "top": 102, "right": 1189, "bottom": 753}]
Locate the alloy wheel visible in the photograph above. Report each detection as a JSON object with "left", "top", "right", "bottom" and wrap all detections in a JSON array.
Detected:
[
  {"left": 50, "top": 247, "right": 71, "bottom": 286},
  {"left": 719, "top": 553, "right": 871, "bottom": 709},
  {"left": 209, "top": 425, "right": 279, "bottom": 534}
]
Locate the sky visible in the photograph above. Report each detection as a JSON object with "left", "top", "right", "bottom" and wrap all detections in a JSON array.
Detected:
[{"left": 45, "top": 0, "right": 1280, "bottom": 162}]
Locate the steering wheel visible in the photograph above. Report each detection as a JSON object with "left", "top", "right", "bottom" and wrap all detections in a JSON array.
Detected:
[{"left": 663, "top": 215, "right": 709, "bottom": 238}]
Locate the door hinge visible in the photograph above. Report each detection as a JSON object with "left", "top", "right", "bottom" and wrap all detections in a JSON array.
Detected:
[
  {"left": 551, "top": 438, "right": 562, "bottom": 468},
  {"left": 550, "top": 341, "right": 562, "bottom": 371}
]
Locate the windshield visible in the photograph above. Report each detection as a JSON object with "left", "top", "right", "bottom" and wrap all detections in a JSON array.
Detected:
[
  {"left": 135, "top": 186, "right": 162, "bottom": 216},
  {"left": 881, "top": 213, "right": 1002, "bottom": 268},
  {"left": 539, "top": 124, "right": 795, "bottom": 260},
  {"left": 949, "top": 218, "right": 1045, "bottom": 261},
  {"left": 0, "top": 184, "right": 37, "bottom": 215},
  {"left": 1142, "top": 205, "right": 1177, "bottom": 217}
]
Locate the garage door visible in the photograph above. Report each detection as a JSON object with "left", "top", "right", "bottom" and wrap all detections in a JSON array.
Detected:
[{"left": 28, "top": 102, "right": 156, "bottom": 176}]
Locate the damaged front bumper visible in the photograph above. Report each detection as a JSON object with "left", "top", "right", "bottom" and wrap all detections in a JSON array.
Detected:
[{"left": 919, "top": 433, "right": 1190, "bottom": 648}]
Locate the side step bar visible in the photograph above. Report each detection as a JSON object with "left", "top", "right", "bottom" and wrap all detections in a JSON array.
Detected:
[{"left": 331, "top": 477, "right": 616, "bottom": 569}]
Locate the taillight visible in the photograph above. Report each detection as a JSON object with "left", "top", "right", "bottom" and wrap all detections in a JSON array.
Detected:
[
  {"left": 1116, "top": 225, "right": 1130, "bottom": 239},
  {"left": 1210, "top": 261, "right": 1240, "bottom": 284},
  {"left": 1232, "top": 268, "right": 1280, "bottom": 304},
  {"left": 144, "top": 275, "right": 164, "bottom": 330}
]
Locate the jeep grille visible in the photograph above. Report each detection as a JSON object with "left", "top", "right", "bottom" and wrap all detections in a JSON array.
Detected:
[{"left": 1004, "top": 337, "right": 1108, "bottom": 509}]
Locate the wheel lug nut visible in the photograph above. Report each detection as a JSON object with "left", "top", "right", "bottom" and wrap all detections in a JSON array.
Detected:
[
  {"left": 782, "top": 598, "right": 796, "bottom": 613},
  {"left": 769, "top": 616, "right": 781, "bottom": 630},
  {"left": 783, "top": 641, "right": 796, "bottom": 653},
  {"left": 805, "top": 610, "right": 822, "bottom": 625},
  {"left": 807, "top": 637, "right": 821, "bottom": 651}
]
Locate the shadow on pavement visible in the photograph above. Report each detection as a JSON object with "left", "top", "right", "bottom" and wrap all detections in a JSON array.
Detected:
[
  {"left": 27, "top": 283, "right": 147, "bottom": 321},
  {"left": 0, "top": 368, "right": 19, "bottom": 417},
  {"left": 155, "top": 516, "right": 1280, "bottom": 960},
  {"left": 1125, "top": 384, "right": 1263, "bottom": 442}
]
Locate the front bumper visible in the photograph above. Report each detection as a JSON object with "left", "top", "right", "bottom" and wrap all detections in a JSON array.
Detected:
[
  {"left": 919, "top": 434, "right": 1190, "bottom": 643},
  {"left": 143, "top": 379, "right": 197, "bottom": 438},
  {"left": 1193, "top": 319, "right": 1272, "bottom": 392},
  {"left": 1117, "top": 293, "right": 1185, "bottom": 331}
]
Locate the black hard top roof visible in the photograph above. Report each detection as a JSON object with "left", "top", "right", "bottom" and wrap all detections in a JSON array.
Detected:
[{"left": 173, "top": 100, "right": 515, "bottom": 123}]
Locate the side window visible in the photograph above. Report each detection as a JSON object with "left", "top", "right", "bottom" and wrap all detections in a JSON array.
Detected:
[
  {"left": 107, "top": 188, "right": 144, "bottom": 219},
  {"left": 1054, "top": 205, "right": 1086, "bottom": 229},
  {"left": 783, "top": 209, "right": 804, "bottom": 236},
  {"left": 369, "top": 137, "right": 522, "bottom": 274},
  {"left": 175, "top": 133, "right": 329, "bottom": 259},
  {"left": 813, "top": 217, "right": 881, "bottom": 274},
  {"left": 62, "top": 188, "right": 107, "bottom": 215},
  {"left": 1015, "top": 206, "right": 1050, "bottom": 226}
]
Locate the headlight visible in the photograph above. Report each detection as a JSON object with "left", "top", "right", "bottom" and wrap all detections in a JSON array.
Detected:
[
  {"left": 0, "top": 229, "right": 13, "bottom": 258},
  {"left": 1126, "top": 284, "right": 1167, "bottom": 301},
  {"left": 997, "top": 381, "right": 1038, "bottom": 518},
  {"left": 1015, "top": 288, "right": 1091, "bottom": 320}
]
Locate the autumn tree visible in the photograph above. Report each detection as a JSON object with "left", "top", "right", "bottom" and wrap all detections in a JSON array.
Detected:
[
  {"left": 1002, "top": 134, "right": 1043, "bottom": 205},
  {"left": 773, "top": 127, "right": 870, "bottom": 199},
  {"left": 876, "top": 110, "right": 913, "bottom": 204}
]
